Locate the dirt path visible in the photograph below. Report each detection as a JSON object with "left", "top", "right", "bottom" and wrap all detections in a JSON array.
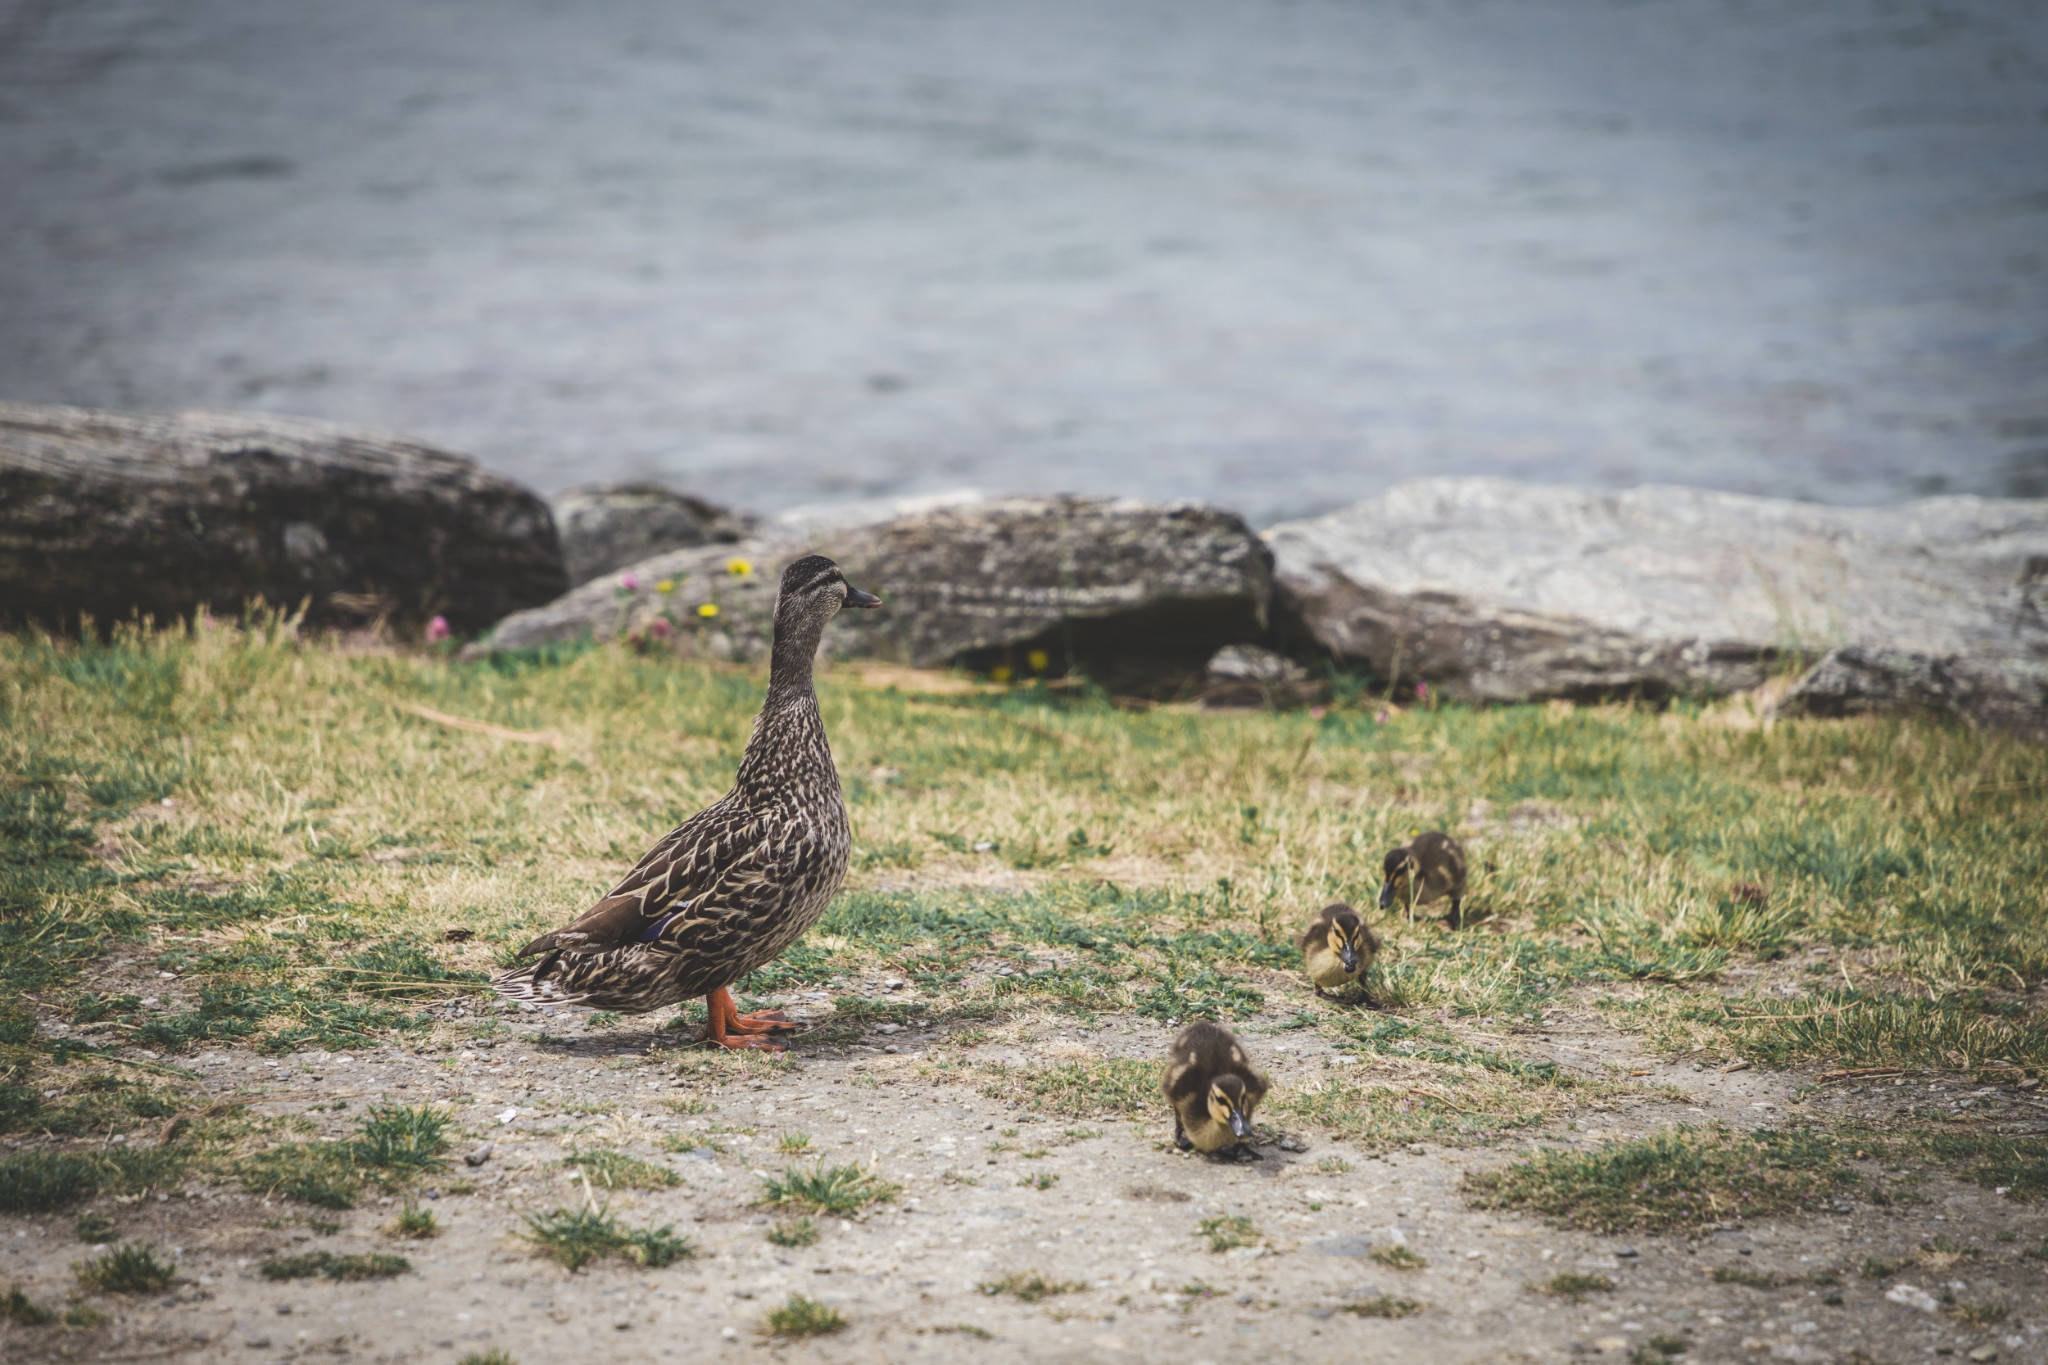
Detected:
[{"left": 5, "top": 998, "right": 2045, "bottom": 1364}]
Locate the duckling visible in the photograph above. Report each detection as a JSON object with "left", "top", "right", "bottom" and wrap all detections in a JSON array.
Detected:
[
  {"left": 1378, "top": 829, "right": 1467, "bottom": 927},
  {"left": 492, "top": 555, "right": 882, "bottom": 1048},
  {"left": 1298, "top": 902, "right": 1381, "bottom": 1003},
  {"left": 1163, "top": 1021, "right": 1270, "bottom": 1162}
]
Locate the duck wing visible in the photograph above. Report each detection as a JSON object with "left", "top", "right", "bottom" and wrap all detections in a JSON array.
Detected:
[{"left": 516, "top": 795, "right": 763, "bottom": 957}]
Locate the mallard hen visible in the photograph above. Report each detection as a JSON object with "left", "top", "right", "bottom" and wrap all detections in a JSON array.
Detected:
[{"left": 492, "top": 554, "right": 881, "bottom": 1048}]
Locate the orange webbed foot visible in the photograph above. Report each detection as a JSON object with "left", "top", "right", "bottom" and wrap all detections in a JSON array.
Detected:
[{"left": 700, "top": 988, "right": 797, "bottom": 1049}]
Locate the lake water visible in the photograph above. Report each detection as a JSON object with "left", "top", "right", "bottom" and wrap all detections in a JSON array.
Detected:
[{"left": 2, "top": 0, "right": 2044, "bottom": 525}]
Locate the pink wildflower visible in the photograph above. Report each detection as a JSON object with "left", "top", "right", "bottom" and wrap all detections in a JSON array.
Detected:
[
  {"left": 1414, "top": 682, "right": 1429, "bottom": 701},
  {"left": 619, "top": 572, "right": 641, "bottom": 591},
  {"left": 424, "top": 615, "right": 451, "bottom": 644},
  {"left": 1375, "top": 709, "right": 1390, "bottom": 725},
  {"left": 1309, "top": 706, "right": 1328, "bottom": 721},
  {"left": 650, "top": 618, "right": 672, "bottom": 638}
]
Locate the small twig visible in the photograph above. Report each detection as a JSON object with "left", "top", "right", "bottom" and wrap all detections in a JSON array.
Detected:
[
  {"left": 394, "top": 701, "right": 564, "bottom": 749},
  {"left": 1717, "top": 1060, "right": 1751, "bottom": 1074},
  {"left": 1817, "top": 1066, "right": 1903, "bottom": 1083}
]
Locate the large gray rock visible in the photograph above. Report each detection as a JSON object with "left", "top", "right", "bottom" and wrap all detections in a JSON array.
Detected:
[
  {"left": 1265, "top": 478, "right": 2048, "bottom": 734},
  {"left": 474, "top": 494, "right": 1273, "bottom": 689},
  {"left": 549, "top": 482, "right": 756, "bottom": 585},
  {"left": 0, "top": 403, "right": 567, "bottom": 634}
]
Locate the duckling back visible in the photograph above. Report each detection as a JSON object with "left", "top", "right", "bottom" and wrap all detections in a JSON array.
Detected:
[{"left": 1164, "top": 1022, "right": 1270, "bottom": 1155}]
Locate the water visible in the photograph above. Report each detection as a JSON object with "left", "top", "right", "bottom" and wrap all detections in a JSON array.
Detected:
[{"left": 2, "top": 0, "right": 2044, "bottom": 525}]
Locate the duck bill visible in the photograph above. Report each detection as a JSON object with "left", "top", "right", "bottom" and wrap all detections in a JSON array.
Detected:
[
  {"left": 1377, "top": 883, "right": 1396, "bottom": 910},
  {"left": 1340, "top": 946, "right": 1360, "bottom": 974},
  {"left": 843, "top": 586, "right": 883, "bottom": 609},
  {"left": 1229, "top": 1111, "right": 1251, "bottom": 1140}
]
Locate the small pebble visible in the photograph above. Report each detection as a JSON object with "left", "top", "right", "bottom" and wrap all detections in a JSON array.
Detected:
[{"left": 464, "top": 1142, "right": 494, "bottom": 1168}]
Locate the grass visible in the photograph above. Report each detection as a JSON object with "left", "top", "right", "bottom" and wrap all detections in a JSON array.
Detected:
[
  {"left": 458, "top": 1353, "right": 516, "bottom": 1365},
  {"left": 1708, "top": 1266, "right": 1775, "bottom": 1288},
  {"left": 563, "top": 1149, "right": 679, "bottom": 1190},
  {"left": 758, "top": 1162, "right": 900, "bottom": 1216},
  {"left": 2, "top": 1283, "right": 55, "bottom": 1326},
  {"left": 74, "top": 1242, "right": 177, "bottom": 1293},
  {"left": 767, "top": 1217, "right": 819, "bottom": 1247},
  {"left": 764, "top": 1294, "right": 845, "bottom": 1337},
  {"left": 259, "top": 1251, "right": 411, "bottom": 1281},
  {"left": 519, "top": 1206, "right": 694, "bottom": 1271},
  {"left": 776, "top": 1131, "right": 812, "bottom": 1154},
  {"left": 1198, "top": 1214, "right": 1258, "bottom": 1252},
  {"left": 391, "top": 1205, "right": 438, "bottom": 1238},
  {"left": 3, "top": 626, "right": 2046, "bottom": 1253},
  {"left": 73, "top": 1213, "right": 117, "bottom": 1243},
  {"left": 980, "top": 1271, "right": 1085, "bottom": 1303},
  {"left": 1463, "top": 1126, "right": 1864, "bottom": 1234},
  {"left": 1534, "top": 1272, "right": 1616, "bottom": 1300},
  {"left": 1371, "top": 1245, "right": 1427, "bottom": 1269},
  {"left": 1340, "top": 1294, "right": 1423, "bottom": 1318}
]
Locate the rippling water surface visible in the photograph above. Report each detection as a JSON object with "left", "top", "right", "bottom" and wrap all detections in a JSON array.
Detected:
[{"left": 2, "top": 0, "right": 2044, "bottom": 522}]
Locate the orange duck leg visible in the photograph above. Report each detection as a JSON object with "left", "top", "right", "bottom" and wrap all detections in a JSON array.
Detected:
[{"left": 700, "top": 987, "right": 797, "bottom": 1050}]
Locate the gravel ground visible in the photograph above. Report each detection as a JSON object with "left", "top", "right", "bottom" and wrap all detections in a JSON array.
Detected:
[{"left": 5, "top": 996, "right": 2045, "bottom": 1364}]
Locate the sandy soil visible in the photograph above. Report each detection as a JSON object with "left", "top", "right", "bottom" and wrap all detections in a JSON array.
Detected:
[{"left": 5, "top": 994, "right": 2045, "bottom": 1365}]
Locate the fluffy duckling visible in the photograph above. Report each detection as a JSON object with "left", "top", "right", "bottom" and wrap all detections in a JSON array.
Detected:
[
  {"left": 1164, "top": 1021, "right": 1270, "bottom": 1162},
  {"left": 1379, "top": 829, "right": 1468, "bottom": 927},
  {"left": 1298, "top": 902, "right": 1381, "bottom": 1003}
]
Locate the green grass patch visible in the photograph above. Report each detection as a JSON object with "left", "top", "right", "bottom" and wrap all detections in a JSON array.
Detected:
[
  {"left": 73, "top": 1213, "right": 117, "bottom": 1243},
  {"left": 767, "top": 1217, "right": 818, "bottom": 1248},
  {"left": 1198, "top": 1214, "right": 1258, "bottom": 1252},
  {"left": 0, "top": 1147, "right": 185, "bottom": 1213},
  {"left": 1534, "top": 1272, "right": 1615, "bottom": 1299},
  {"left": 1709, "top": 1266, "right": 1775, "bottom": 1288},
  {"left": 980, "top": 1270, "right": 1085, "bottom": 1303},
  {"left": 74, "top": 1242, "right": 176, "bottom": 1293},
  {"left": 763, "top": 1294, "right": 845, "bottom": 1337},
  {"left": 758, "top": 1162, "right": 900, "bottom": 1216},
  {"left": 1371, "top": 1245, "right": 1426, "bottom": 1269},
  {"left": 1340, "top": 1293, "right": 1422, "bottom": 1318},
  {"left": 2, "top": 1283, "right": 55, "bottom": 1326},
  {"left": 563, "top": 1149, "right": 679, "bottom": 1190},
  {"left": 1464, "top": 1126, "right": 1864, "bottom": 1234},
  {"left": 259, "top": 1251, "right": 411, "bottom": 1282},
  {"left": 390, "top": 1205, "right": 438, "bottom": 1239},
  {"left": 961, "top": 1057, "right": 1160, "bottom": 1119},
  {"left": 519, "top": 1206, "right": 693, "bottom": 1271}
]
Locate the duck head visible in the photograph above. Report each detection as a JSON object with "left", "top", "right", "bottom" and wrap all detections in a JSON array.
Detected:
[{"left": 1206, "top": 1073, "right": 1257, "bottom": 1140}]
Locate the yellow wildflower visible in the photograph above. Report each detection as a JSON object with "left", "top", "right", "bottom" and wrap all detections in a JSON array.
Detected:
[
  {"left": 656, "top": 578, "right": 675, "bottom": 594},
  {"left": 989, "top": 664, "right": 1013, "bottom": 683},
  {"left": 726, "top": 557, "right": 754, "bottom": 576},
  {"left": 1026, "top": 649, "right": 1050, "bottom": 673},
  {"left": 697, "top": 603, "right": 720, "bottom": 619}
]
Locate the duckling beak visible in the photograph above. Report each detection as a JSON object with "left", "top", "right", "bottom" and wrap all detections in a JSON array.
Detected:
[
  {"left": 1340, "top": 945, "right": 1360, "bottom": 974},
  {"left": 1229, "top": 1109, "right": 1251, "bottom": 1140},
  {"left": 843, "top": 586, "right": 883, "bottom": 610},
  {"left": 1377, "top": 882, "right": 1396, "bottom": 910}
]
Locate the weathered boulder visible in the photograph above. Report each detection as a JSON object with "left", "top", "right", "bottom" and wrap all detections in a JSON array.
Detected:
[
  {"left": 549, "top": 482, "right": 756, "bottom": 585},
  {"left": 474, "top": 494, "right": 1273, "bottom": 689},
  {"left": 1265, "top": 478, "right": 2048, "bottom": 734},
  {"left": 0, "top": 403, "right": 566, "bottom": 634}
]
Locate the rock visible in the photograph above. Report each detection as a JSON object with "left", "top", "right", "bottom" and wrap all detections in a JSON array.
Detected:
[
  {"left": 462, "top": 1142, "right": 494, "bottom": 1168},
  {"left": 1201, "top": 643, "right": 1318, "bottom": 708},
  {"left": 1265, "top": 478, "right": 2048, "bottom": 736},
  {"left": 0, "top": 403, "right": 566, "bottom": 635},
  {"left": 473, "top": 494, "right": 1273, "bottom": 690},
  {"left": 1310, "top": 1236, "right": 1376, "bottom": 1260},
  {"left": 1883, "top": 1282, "right": 1940, "bottom": 1312},
  {"left": 549, "top": 482, "right": 756, "bottom": 585}
]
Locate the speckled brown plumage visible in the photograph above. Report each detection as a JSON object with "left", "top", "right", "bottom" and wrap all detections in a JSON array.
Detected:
[{"left": 493, "top": 555, "right": 881, "bottom": 1043}]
